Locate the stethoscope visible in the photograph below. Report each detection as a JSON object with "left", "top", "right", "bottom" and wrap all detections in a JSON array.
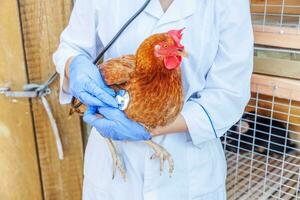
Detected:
[
  {"left": 71, "top": 0, "right": 152, "bottom": 111},
  {"left": 93, "top": 0, "right": 152, "bottom": 65}
]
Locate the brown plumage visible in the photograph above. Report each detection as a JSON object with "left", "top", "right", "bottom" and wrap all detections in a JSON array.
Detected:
[
  {"left": 72, "top": 32, "right": 184, "bottom": 130},
  {"left": 104, "top": 37, "right": 183, "bottom": 129}
]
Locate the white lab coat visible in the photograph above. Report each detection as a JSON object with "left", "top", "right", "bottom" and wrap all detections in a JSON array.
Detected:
[{"left": 53, "top": 0, "right": 253, "bottom": 199}]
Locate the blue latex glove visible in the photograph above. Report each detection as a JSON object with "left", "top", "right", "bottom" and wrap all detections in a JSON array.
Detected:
[
  {"left": 69, "top": 55, "right": 118, "bottom": 107},
  {"left": 83, "top": 106, "right": 152, "bottom": 141}
]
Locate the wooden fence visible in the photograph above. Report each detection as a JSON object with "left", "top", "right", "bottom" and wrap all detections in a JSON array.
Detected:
[{"left": 0, "top": 0, "right": 83, "bottom": 199}]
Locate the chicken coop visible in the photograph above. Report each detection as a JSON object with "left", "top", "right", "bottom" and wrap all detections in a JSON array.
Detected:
[{"left": 223, "top": 0, "right": 300, "bottom": 199}]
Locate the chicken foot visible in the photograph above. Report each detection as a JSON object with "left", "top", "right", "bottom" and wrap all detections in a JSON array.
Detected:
[
  {"left": 105, "top": 138, "right": 126, "bottom": 180},
  {"left": 145, "top": 140, "right": 174, "bottom": 177}
]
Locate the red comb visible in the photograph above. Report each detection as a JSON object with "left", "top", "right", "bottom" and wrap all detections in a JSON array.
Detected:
[{"left": 167, "top": 28, "right": 185, "bottom": 48}]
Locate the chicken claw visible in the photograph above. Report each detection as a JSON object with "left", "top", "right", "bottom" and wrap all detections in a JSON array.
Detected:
[
  {"left": 105, "top": 138, "right": 126, "bottom": 180},
  {"left": 145, "top": 140, "right": 174, "bottom": 177}
]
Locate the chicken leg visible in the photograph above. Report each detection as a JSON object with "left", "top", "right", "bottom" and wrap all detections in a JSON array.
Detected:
[
  {"left": 104, "top": 139, "right": 174, "bottom": 180},
  {"left": 105, "top": 138, "right": 126, "bottom": 180},
  {"left": 145, "top": 140, "right": 174, "bottom": 177}
]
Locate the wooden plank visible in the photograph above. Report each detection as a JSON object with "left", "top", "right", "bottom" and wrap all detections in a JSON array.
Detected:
[
  {"left": 251, "top": 0, "right": 300, "bottom": 14},
  {"left": 253, "top": 25, "right": 300, "bottom": 35},
  {"left": 251, "top": 74, "right": 300, "bottom": 101},
  {"left": 0, "top": 1, "right": 42, "bottom": 199},
  {"left": 252, "top": 0, "right": 300, "bottom": 5},
  {"left": 254, "top": 57, "right": 300, "bottom": 80},
  {"left": 18, "top": 0, "right": 84, "bottom": 199},
  {"left": 254, "top": 28, "right": 300, "bottom": 49}
]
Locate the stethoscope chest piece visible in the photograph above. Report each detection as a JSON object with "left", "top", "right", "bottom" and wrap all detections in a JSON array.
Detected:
[{"left": 115, "top": 90, "right": 130, "bottom": 111}]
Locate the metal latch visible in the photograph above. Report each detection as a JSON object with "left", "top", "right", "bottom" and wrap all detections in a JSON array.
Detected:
[
  {"left": 0, "top": 72, "right": 64, "bottom": 160},
  {"left": 0, "top": 84, "right": 51, "bottom": 98}
]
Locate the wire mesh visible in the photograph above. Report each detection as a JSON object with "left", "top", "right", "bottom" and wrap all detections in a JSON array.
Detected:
[
  {"left": 251, "top": 0, "right": 300, "bottom": 35},
  {"left": 223, "top": 80, "right": 300, "bottom": 200}
]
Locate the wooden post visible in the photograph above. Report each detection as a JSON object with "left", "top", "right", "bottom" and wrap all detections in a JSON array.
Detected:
[
  {"left": 18, "top": 0, "right": 84, "bottom": 199},
  {"left": 0, "top": 1, "right": 42, "bottom": 199}
]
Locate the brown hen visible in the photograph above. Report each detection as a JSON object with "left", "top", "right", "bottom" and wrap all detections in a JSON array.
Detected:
[{"left": 71, "top": 29, "right": 187, "bottom": 179}]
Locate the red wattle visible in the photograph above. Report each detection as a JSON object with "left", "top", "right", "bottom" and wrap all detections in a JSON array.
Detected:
[{"left": 164, "top": 56, "right": 181, "bottom": 70}]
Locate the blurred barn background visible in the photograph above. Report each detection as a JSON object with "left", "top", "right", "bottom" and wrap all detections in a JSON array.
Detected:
[{"left": 0, "top": 0, "right": 300, "bottom": 199}]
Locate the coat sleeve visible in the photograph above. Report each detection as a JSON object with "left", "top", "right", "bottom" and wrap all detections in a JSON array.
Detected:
[
  {"left": 181, "top": 0, "right": 254, "bottom": 146},
  {"left": 53, "top": 0, "right": 102, "bottom": 104}
]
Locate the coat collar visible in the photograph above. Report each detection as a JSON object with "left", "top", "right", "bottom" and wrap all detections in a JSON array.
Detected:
[
  {"left": 144, "top": 0, "right": 197, "bottom": 27},
  {"left": 144, "top": 0, "right": 164, "bottom": 19}
]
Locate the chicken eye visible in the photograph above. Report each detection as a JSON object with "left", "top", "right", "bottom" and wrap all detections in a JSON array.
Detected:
[{"left": 163, "top": 44, "right": 168, "bottom": 48}]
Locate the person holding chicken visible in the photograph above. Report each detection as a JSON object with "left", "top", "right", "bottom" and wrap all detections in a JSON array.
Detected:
[{"left": 53, "top": 0, "right": 253, "bottom": 199}]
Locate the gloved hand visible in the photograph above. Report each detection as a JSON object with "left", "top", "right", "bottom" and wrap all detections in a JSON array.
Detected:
[
  {"left": 69, "top": 55, "right": 118, "bottom": 107},
  {"left": 83, "top": 106, "right": 152, "bottom": 141}
]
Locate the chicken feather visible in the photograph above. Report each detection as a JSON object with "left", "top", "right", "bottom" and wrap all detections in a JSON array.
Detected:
[{"left": 99, "top": 55, "right": 135, "bottom": 85}]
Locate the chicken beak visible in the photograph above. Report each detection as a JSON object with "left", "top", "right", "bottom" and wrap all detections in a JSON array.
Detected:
[{"left": 177, "top": 49, "right": 189, "bottom": 58}]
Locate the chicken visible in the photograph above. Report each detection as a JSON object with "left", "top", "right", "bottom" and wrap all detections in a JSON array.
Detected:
[{"left": 71, "top": 29, "right": 187, "bottom": 179}]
